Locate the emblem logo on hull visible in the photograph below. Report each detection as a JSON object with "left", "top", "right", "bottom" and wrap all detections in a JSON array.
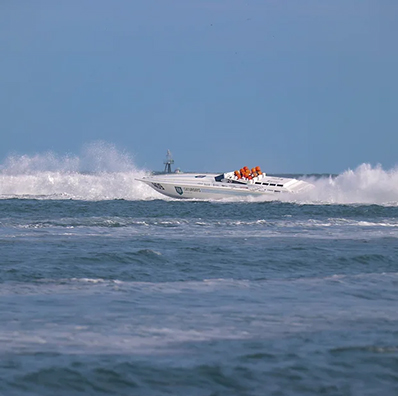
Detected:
[{"left": 175, "top": 186, "right": 183, "bottom": 195}]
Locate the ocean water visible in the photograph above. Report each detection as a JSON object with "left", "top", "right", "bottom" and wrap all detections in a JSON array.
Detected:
[{"left": 1, "top": 146, "right": 398, "bottom": 395}]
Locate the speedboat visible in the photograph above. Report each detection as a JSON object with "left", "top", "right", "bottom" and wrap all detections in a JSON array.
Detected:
[{"left": 137, "top": 167, "right": 313, "bottom": 200}]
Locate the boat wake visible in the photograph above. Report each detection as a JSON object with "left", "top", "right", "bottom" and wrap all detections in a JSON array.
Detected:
[
  {"left": 300, "top": 163, "right": 398, "bottom": 205},
  {"left": 1, "top": 144, "right": 397, "bottom": 205}
]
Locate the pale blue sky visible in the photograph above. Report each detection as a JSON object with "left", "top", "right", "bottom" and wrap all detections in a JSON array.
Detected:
[{"left": 1, "top": 0, "right": 397, "bottom": 173}]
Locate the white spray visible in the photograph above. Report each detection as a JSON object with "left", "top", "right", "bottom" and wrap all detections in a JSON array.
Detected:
[
  {"left": 300, "top": 163, "right": 398, "bottom": 205},
  {"left": 0, "top": 142, "right": 159, "bottom": 200}
]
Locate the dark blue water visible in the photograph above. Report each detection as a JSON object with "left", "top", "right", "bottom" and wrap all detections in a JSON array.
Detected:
[{"left": 1, "top": 198, "right": 398, "bottom": 395}]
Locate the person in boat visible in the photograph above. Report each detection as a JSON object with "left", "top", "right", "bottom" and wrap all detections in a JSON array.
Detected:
[
  {"left": 240, "top": 167, "right": 247, "bottom": 179},
  {"left": 237, "top": 166, "right": 263, "bottom": 180}
]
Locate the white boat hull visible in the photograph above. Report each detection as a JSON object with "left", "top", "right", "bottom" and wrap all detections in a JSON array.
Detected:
[{"left": 137, "top": 172, "right": 313, "bottom": 200}]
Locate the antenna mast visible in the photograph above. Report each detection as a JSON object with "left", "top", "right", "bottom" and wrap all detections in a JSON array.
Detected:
[{"left": 163, "top": 149, "right": 174, "bottom": 173}]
